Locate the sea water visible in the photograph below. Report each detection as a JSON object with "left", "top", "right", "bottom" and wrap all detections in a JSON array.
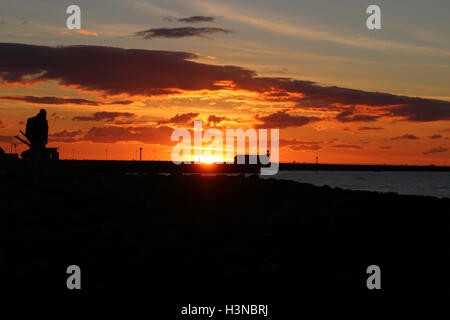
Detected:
[{"left": 262, "top": 170, "right": 450, "bottom": 199}]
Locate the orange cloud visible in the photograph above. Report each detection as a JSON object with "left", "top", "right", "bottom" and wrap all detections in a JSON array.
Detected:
[
  {"left": 59, "top": 30, "right": 98, "bottom": 36},
  {"left": 78, "top": 30, "right": 99, "bottom": 36}
]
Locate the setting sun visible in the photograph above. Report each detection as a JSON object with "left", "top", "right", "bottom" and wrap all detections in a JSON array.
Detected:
[{"left": 198, "top": 154, "right": 224, "bottom": 164}]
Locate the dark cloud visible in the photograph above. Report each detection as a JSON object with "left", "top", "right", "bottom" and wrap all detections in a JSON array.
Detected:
[
  {"left": 255, "top": 111, "right": 321, "bottom": 129},
  {"left": 208, "top": 115, "right": 229, "bottom": 125},
  {"left": 49, "top": 129, "right": 83, "bottom": 143},
  {"left": 81, "top": 125, "right": 173, "bottom": 145},
  {"left": 158, "top": 112, "right": 199, "bottom": 125},
  {"left": 0, "top": 95, "right": 133, "bottom": 106},
  {"left": 0, "top": 43, "right": 252, "bottom": 96},
  {"left": 50, "top": 129, "right": 83, "bottom": 138},
  {"left": 335, "top": 111, "right": 379, "bottom": 123},
  {"left": 357, "top": 126, "right": 384, "bottom": 131},
  {"left": 429, "top": 134, "right": 442, "bottom": 139},
  {"left": 111, "top": 100, "right": 134, "bottom": 105},
  {"left": 391, "top": 134, "right": 420, "bottom": 140},
  {"left": 178, "top": 16, "right": 215, "bottom": 23},
  {"left": 73, "top": 112, "right": 136, "bottom": 122},
  {"left": 279, "top": 139, "right": 321, "bottom": 151},
  {"left": 333, "top": 144, "right": 363, "bottom": 149},
  {"left": 1, "top": 43, "right": 450, "bottom": 122},
  {"left": 135, "top": 27, "right": 230, "bottom": 39},
  {"left": 386, "top": 101, "right": 450, "bottom": 122},
  {"left": 423, "top": 147, "right": 448, "bottom": 155},
  {"left": 295, "top": 88, "right": 450, "bottom": 122},
  {"left": 0, "top": 118, "right": 6, "bottom": 129},
  {"left": 0, "top": 95, "right": 99, "bottom": 106}
]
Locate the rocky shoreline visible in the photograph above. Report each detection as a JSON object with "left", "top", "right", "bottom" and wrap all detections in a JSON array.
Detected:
[{"left": 1, "top": 167, "right": 449, "bottom": 299}]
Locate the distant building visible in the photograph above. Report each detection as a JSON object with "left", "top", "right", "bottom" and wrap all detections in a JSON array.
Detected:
[
  {"left": 234, "top": 150, "right": 270, "bottom": 166},
  {"left": 20, "top": 147, "right": 59, "bottom": 160},
  {"left": 0, "top": 146, "right": 19, "bottom": 159}
]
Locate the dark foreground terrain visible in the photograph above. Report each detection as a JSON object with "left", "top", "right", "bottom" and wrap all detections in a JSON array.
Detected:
[{"left": 1, "top": 163, "right": 449, "bottom": 302}]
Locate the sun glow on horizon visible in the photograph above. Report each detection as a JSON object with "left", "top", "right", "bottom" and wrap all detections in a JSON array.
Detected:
[{"left": 198, "top": 154, "right": 225, "bottom": 164}]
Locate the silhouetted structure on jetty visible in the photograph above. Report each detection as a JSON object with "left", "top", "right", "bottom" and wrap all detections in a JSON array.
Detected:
[
  {"left": 14, "top": 130, "right": 59, "bottom": 160},
  {"left": 20, "top": 147, "right": 59, "bottom": 160},
  {"left": 234, "top": 150, "right": 270, "bottom": 166},
  {"left": 0, "top": 146, "right": 18, "bottom": 160}
]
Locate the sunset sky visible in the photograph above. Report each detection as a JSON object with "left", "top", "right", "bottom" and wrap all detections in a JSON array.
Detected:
[{"left": 1, "top": 0, "right": 449, "bottom": 164}]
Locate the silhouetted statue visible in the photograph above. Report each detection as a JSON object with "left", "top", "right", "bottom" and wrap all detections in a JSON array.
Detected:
[{"left": 25, "top": 109, "right": 48, "bottom": 169}]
